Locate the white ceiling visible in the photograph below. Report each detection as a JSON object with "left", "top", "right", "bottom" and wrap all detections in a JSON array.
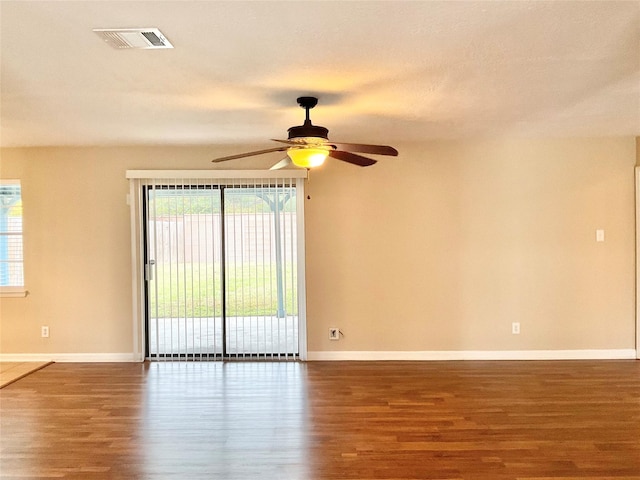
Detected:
[{"left": 1, "top": 1, "right": 639, "bottom": 149}]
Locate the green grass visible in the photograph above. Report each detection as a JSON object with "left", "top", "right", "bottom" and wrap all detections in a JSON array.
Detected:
[{"left": 148, "top": 262, "right": 298, "bottom": 318}]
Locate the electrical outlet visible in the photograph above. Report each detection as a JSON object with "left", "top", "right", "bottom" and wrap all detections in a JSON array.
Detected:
[
  {"left": 41, "top": 326, "right": 49, "bottom": 338},
  {"left": 512, "top": 322, "right": 520, "bottom": 335},
  {"left": 329, "top": 328, "right": 340, "bottom": 341}
]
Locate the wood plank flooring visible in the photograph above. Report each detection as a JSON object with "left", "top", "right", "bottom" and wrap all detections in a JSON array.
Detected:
[{"left": 1, "top": 360, "right": 639, "bottom": 479}]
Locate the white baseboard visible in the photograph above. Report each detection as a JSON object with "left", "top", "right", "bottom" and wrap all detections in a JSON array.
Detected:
[
  {"left": 307, "top": 349, "right": 637, "bottom": 361},
  {"left": 2, "top": 350, "right": 635, "bottom": 362},
  {"left": 0, "top": 353, "right": 141, "bottom": 362}
]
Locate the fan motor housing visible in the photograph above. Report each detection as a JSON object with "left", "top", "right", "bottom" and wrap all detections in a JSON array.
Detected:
[{"left": 288, "top": 123, "right": 329, "bottom": 140}]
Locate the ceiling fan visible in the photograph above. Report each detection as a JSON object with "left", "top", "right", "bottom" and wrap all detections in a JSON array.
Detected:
[{"left": 212, "top": 96, "right": 398, "bottom": 169}]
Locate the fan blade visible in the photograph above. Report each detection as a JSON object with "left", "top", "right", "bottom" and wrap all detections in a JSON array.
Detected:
[
  {"left": 212, "top": 146, "right": 288, "bottom": 163},
  {"left": 329, "top": 142, "right": 398, "bottom": 156},
  {"left": 269, "top": 157, "right": 292, "bottom": 170},
  {"left": 329, "top": 150, "right": 377, "bottom": 167},
  {"left": 270, "top": 139, "right": 299, "bottom": 145},
  {"left": 273, "top": 138, "right": 398, "bottom": 156}
]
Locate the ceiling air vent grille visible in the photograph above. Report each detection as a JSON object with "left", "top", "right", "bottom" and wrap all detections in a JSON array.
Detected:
[{"left": 93, "top": 28, "right": 173, "bottom": 49}]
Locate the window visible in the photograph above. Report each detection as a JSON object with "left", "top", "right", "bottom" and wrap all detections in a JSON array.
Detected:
[{"left": 0, "top": 180, "right": 25, "bottom": 296}]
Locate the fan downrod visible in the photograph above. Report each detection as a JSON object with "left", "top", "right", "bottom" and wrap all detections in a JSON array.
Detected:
[{"left": 288, "top": 96, "right": 328, "bottom": 140}]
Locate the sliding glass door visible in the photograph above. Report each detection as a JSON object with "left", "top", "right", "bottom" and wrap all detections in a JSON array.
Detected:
[{"left": 143, "top": 179, "right": 300, "bottom": 360}]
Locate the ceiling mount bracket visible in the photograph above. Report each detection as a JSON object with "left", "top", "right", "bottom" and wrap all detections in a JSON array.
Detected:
[{"left": 297, "top": 96, "right": 318, "bottom": 110}]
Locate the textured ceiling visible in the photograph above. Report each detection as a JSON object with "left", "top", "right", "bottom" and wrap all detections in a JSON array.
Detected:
[{"left": 1, "top": 1, "right": 639, "bottom": 148}]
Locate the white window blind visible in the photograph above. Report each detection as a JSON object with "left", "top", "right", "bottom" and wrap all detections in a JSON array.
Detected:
[{"left": 0, "top": 180, "right": 25, "bottom": 296}]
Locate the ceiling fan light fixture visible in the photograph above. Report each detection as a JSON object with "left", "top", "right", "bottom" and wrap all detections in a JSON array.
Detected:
[
  {"left": 287, "top": 147, "right": 329, "bottom": 168},
  {"left": 211, "top": 96, "right": 398, "bottom": 168}
]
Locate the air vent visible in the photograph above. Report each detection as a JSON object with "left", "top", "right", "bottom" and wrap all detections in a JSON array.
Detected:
[{"left": 93, "top": 28, "right": 173, "bottom": 49}]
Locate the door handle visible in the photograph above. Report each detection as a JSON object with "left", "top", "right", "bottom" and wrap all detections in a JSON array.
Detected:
[{"left": 145, "top": 260, "right": 156, "bottom": 281}]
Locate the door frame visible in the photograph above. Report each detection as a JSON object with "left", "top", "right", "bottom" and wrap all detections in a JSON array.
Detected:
[
  {"left": 634, "top": 166, "right": 640, "bottom": 360},
  {"left": 127, "top": 170, "right": 309, "bottom": 361}
]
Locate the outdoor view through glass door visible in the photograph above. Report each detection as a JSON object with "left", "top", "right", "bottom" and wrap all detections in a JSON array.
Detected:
[{"left": 144, "top": 179, "right": 300, "bottom": 360}]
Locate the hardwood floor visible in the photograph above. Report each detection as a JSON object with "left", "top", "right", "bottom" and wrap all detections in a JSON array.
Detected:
[{"left": 1, "top": 360, "right": 639, "bottom": 479}]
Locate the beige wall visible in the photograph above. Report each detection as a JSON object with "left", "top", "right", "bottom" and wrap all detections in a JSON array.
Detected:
[{"left": 0, "top": 138, "right": 636, "bottom": 357}]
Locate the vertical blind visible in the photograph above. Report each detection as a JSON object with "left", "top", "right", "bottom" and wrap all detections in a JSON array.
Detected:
[{"left": 129, "top": 172, "right": 306, "bottom": 361}]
